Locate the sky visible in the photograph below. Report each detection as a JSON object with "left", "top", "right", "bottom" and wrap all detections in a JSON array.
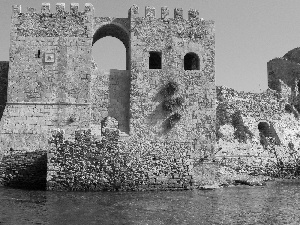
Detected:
[{"left": 1, "top": 0, "right": 300, "bottom": 92}]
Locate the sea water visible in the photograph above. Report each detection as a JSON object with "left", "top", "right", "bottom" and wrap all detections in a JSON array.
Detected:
[{"left": 0, "top": 180, "right": 300, "bottom": 225}]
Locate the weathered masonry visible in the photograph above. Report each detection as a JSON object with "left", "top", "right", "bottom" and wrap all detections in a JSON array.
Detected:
[
  {"left": 0, "top": 3, "right": 215, "bottom": 190},
  {"left": 0, "top": 3, "right": 215, "bottom": 152}
]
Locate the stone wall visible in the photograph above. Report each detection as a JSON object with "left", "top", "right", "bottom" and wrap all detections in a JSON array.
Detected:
[
  {"left": 9, "top": 4, "right": 94, "bottom": 103},
  {"left": 0, "top": 4, "right": 94, "bottom": 152},
  {"left": 11, "top": 3, "right": 94, "bottom": 37},
  {"left": 0, "top": 103, "right": 90, "bottom": 152},
  {"left": 217, "top": 86, "right": 283, "bottom": 126},
  {"left": 47, "top": 129, "right": 216, "bottom": 191},
  {"left": 0, "top": 150, "right": 47, "bottom": 190},
  {"left": 128, "top": 6, "right": 215, "bottom": 155},
  {"left": 90, "top": 65, "right": 130, "bottom": 134},
  {"left": 215, "top": 85, "right": 300, "bottom": 174},
  {"left": 214, "top": 49, "right": 300, "bottom": 175},
  {"left": 216, "top": 86, "right": 285, "bottom": 144},
  {"left": 8, "top": 37, "right": 91, "bottom": 103}
]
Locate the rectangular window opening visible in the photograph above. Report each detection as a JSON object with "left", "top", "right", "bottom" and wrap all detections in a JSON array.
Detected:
[{"left": 149, "top": 51, "right": 162, "bottom": 69}]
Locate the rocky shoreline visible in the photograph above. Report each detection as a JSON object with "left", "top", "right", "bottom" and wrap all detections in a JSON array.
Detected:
[
  {"left": 198, "top": 164, "right": 276, "bottom": 190},
  {"left": 199, "top": 162, "right": 300, "bottom": 190}
]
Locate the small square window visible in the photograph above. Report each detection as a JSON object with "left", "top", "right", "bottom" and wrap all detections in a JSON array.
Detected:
[
  {"left": 149, "top": 51, "right": 162, "bottom": 69},
  {"left": 45, "top": 53, "right": 55, "bottom": 63}
]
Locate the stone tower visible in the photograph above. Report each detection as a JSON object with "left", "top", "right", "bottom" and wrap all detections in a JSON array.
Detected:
[
  {"left": 0, "top": 3, "right": 93, "bottom": 151},
  {"left": 0, "top": 3, "right": 215, "bottom": 160}
]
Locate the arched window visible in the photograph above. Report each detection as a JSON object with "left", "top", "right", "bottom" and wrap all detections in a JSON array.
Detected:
[
  {"left": 184, "top": 52, "right": 199, "bottom": 70},
  {"left": 149, "top": 51, "right": 162, "bottom": 69}
]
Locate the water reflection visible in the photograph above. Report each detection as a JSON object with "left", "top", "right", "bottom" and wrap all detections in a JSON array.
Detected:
[{"left": 0, "top": 181, "right": 300, "bottom": 225}]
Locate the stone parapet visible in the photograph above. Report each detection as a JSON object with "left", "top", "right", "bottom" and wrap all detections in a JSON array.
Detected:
[
  {"left": 46, "top": 129, "right": 213, "bottom": 191},
  {"left": 11, "top": 3, "right": 94, "bottom": 38},
  {"left": 13, "top": 3, "right": 94, "bottom": 15},
  {"left": 129, "top": 5, "right": 204, "bottom": 21}
]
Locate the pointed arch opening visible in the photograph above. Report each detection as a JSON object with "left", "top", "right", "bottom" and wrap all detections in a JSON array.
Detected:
[
  {"left": 92, "top": 23, "right": 129, "bottom": 70},
  {"left": 91, "top": 23, "right": 130, "bottom": 134}
]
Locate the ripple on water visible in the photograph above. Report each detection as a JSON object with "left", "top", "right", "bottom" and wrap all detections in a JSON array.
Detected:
[{"left": 0, "top": 181, "right": 300, "bottom": 225}]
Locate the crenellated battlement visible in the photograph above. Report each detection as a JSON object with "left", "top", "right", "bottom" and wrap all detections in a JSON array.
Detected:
[
  {"left": 70, "top": 3, "right": 79, "bottom": 14},
  {"left": 12, "top": 3, "right": 94, "bottom": 16},
  {"left": 55, "top": 3, "right": 65, "bottom": 13},
  {"left": 11, "top": 3, "right": 95, "bottom": 38},
  {"left": 129, "top": 5, "right": 203, "bottom": 21},
  {"left": 12, "top": 5, "right": 21, "bottom": 14},
  {"left": 11, "top": 4, "right": 208, "bottom": 41},
  {"left": 41, "top": 3, "right": 50, "bottom": 13}
]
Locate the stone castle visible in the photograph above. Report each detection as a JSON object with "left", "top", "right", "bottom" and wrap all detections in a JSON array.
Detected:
[
  {"left": 0, "top": 3, "right": 215, "bottom": 153},
  {"left": 1, "top": 3, "right": 300, "bottom": 191},
  {"left": 0, "top": 3, "right": 217, "bottom": 190}
]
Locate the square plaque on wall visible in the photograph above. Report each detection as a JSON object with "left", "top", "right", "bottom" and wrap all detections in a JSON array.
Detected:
[{"left": 44, "top": 53, "right": 55, "bottom": 63}]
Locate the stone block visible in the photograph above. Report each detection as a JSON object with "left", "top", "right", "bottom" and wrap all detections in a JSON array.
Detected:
[
  {"left": 41, "top": 3, "right": 50, "bottom": 13},
  {"left": 161, "top": 6, "right": 169, "bottom": 19},
  {"left": 84, "top": 3, "right": 94, "bottom": 14},
  {"left": 145, "top": 6, "right": 155, "bottom": 18},
  {"left": 12, "top": 5, "right": 21, "bottom": 14},
  {"left": 174, "top": 8, "right": 183, "bottom": 19},
  {"left": 188, "top": 9, "right": 199, "bottom": 20},
  {"left": 56, "top": 3, "right": 65, "bottom": 14},
  {"left": 129, "top": 4, "right": 139, "bottom": 17}
]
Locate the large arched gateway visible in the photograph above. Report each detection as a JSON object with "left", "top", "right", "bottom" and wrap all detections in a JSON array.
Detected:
[
  {"left": 92, "top": 22, "right": 130, "bottom": 69},
  {"left": 91, "top": 21, "right": 131, "bottom": 134}
]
